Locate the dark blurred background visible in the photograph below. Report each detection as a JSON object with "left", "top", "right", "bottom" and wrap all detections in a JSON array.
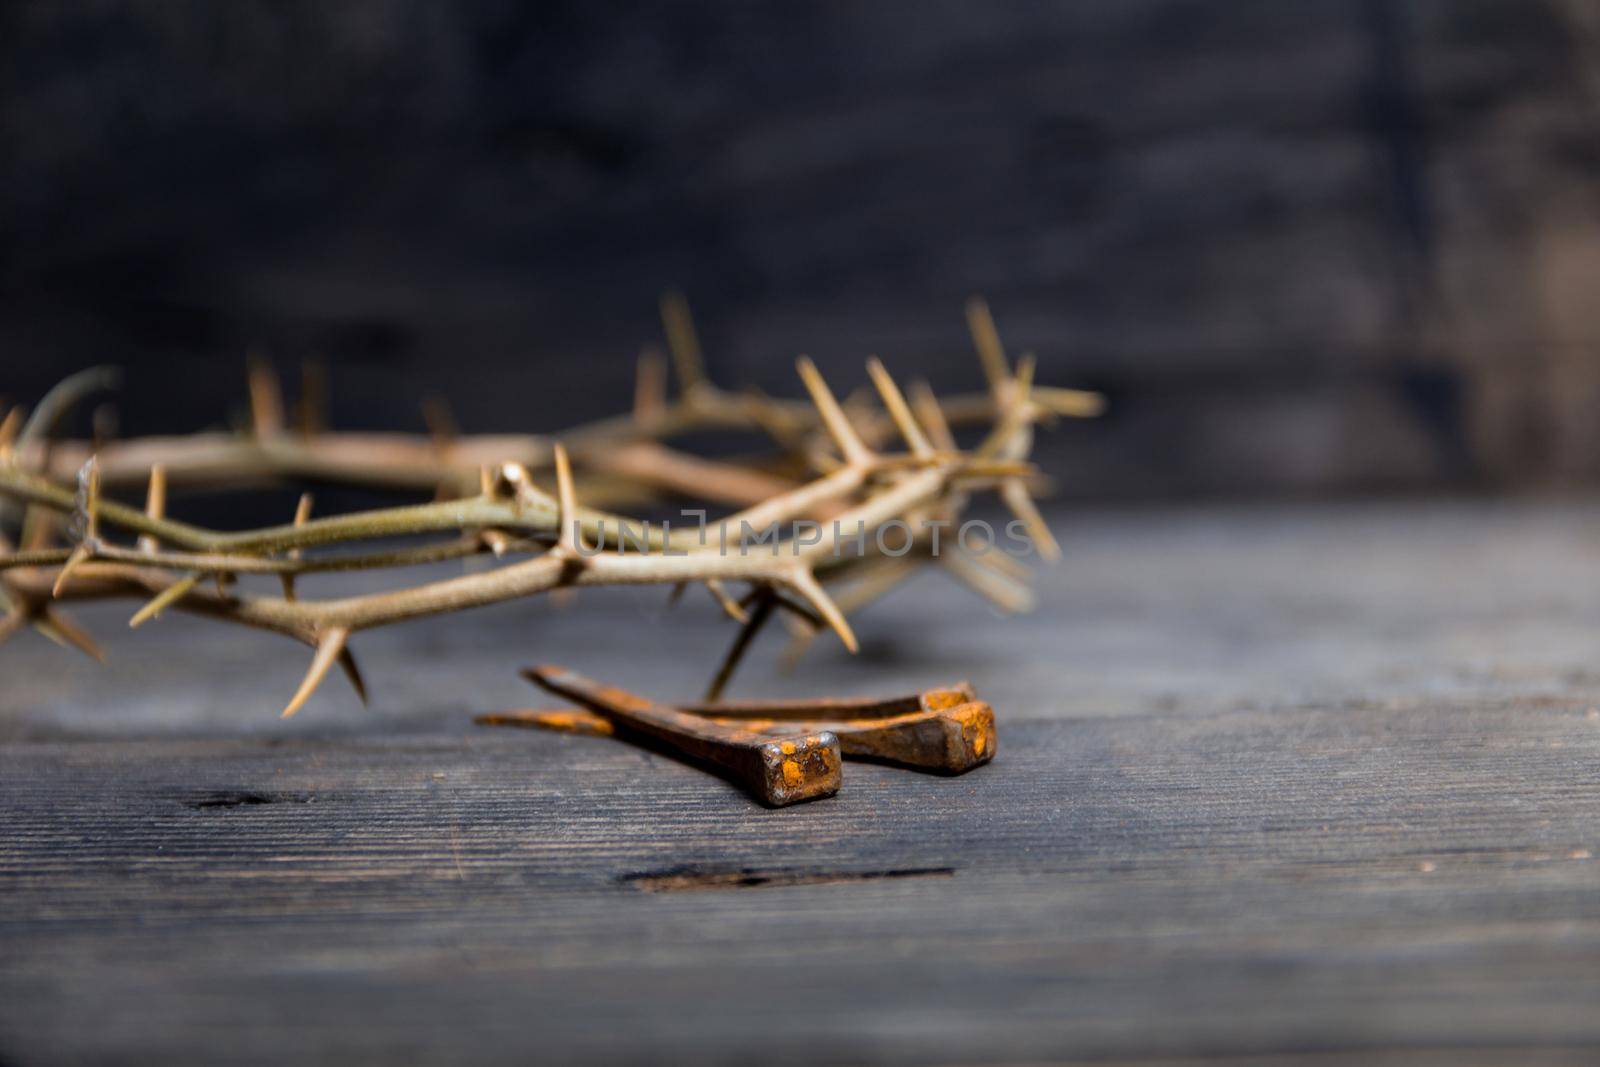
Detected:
[{"left": 5, "top": 0, "right": 1600, "bottom": 499}]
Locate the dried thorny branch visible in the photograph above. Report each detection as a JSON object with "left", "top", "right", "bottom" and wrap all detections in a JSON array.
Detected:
[{"left": 0, "top": 297, "right": 1100, "bottom": 715}]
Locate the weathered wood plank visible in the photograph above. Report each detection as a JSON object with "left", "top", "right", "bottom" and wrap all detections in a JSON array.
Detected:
[{"left": 2, "top": 698, "right": 1598, "bottom": 1064}]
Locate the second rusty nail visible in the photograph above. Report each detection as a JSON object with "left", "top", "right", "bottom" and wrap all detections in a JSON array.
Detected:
[
  {"left": 481, "top": 681, "right": 996, "bottom": 775},
  {"left": 681, "top": 685, "right": 996, "bottom": 774}
]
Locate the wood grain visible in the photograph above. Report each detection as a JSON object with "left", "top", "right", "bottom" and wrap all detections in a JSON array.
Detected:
[{"left": 2, "top": 701, "right": 1598, "bottom": 1063}]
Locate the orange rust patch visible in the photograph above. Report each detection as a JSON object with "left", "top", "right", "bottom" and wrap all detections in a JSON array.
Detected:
[
  {"left": 732, "top": 717, "right": 776, "bottom": 731},
  {"left": 952, "top": 702, "right": 995, "bottom": 758},
  {"left": 539, "top": 711, "right": 614, "bottom": 735},
  {"left": 780, "top": 740, "right": 797, "bottom": 755},
  {"left": 475, "top": 709, "right": 613, "bottom": 736},
  {"left": 781, "top": 759, "right": 803, "bottom": 786},
  {"left": 814, "top": 744, "right": 840, "bottom": 775}
]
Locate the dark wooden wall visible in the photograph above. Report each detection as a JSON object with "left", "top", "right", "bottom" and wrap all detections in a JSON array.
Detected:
[{"left": 4, "top": 1, "right": 1600, "bottom": 496}]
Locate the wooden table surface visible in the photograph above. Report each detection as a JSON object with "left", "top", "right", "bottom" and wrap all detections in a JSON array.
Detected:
[{"left": 4, "top": 498, "right": 1600, "bottom": 1064}]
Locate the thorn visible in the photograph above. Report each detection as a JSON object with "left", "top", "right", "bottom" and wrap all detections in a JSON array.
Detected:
[
  {"left": 479, "top": 465, "right": 494, "bottom": 498},
  {"left": 1015, "top": 351, "right": 1037, "bottom": 399},
  {"left": 865, "top": 358, "right": 933, "bottom": 458},
  {"left": 479, "top": 529, "right": 511, "bottom": 557},
  {"left": 281, "top": 627, "right": 350, "bottom": 718},
  {"left": 143, "top": 463, "right": 167, "bottom": 518},
  {"left": 795, "top": 357, "right": 874, "bottom": 469},
  {"left": 634, "top": 347, "right": 668, "bottom": 425},
  {"left": 1033, "top": 385, "right": 1107, "bottom": 418},
  {"left": 704, "top": 592, "right": 777, "bottom": 702},
  {"left": 666, "top": 581, "right": 688, "bottom": 608},
  {"left": 129, "top": 572, "right": 204, "bottom": 628},
  {"left": 0, "top": 405, "right": 23, "bottom": 460},
  {"left": 30, "top": 616, "right": 70, "bottom": 650},
  {"left": 552, "top": 444, "right": 581, "bottom": 557},
  {"left": 280, "top": 493, "right": 312, "bottom": 600},
  {"left": 954, "top": 458, "right": 1037, "bottom": 480},
  {"left": 772, "top": 558, "right": 911, "bottom": 672},
  {"left": 784, "top": 566, "right": 858, "bottom": 653},
  {"left": 1001, "top": 480, "right": 1061, "bottom": 562},
  {"left": 247, "top": 354, "right": 285, "bottom": 439},
  {"left": 705, "top": 578, "right": 750, "bottom": 624},
  {"left": 908, "top": 380, "right": 958, "bottom": 453},
  {"left": 965, "top": 296, "right": 1010, "bottom": 399},
  {"left": 660, "top": 290, "right": 707, "bottom": 396},
  {"left": 138, "top": 464, "right": 167, "bottom": 553},
  {"left": 336, "top": 644, "right": 368, "bottom": 705},
  {"left": 35, "top": 608, "right": 105, "bottom": 662},
  {"left": 52, "top": 543, "right": 92, "bottom": 597}
]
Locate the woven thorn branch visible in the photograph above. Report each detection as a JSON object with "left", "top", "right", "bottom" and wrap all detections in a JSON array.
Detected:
[{"left": 0, "top": 296, "right": 1101, "bottom": 714}]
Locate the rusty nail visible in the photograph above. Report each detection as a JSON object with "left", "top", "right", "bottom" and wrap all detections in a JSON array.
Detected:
[{"left": 520, "top": 666, "right": 841, "bottom": 807}]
